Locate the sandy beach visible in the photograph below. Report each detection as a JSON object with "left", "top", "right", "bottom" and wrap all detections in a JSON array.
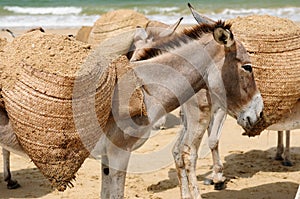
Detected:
[
  {"left": 0, "top": 107, "right": 299, "bottom": 199},
  {"left": 0, "top": 18, "right": 299, "bottom": 199}
]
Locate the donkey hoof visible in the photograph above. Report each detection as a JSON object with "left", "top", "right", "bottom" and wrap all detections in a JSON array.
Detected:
[
  {"left": 275, "top": 156, "right": 283, "bottom": 161},
  {"left": 282, "top": 161, "right": 293, "bottom": 167},
  {"left": 203, "top": 178, "right": 214, "bottom": 185},
  {"left": 214, "top": 182, "right": 226, "bottom": 190},
  {"left": 7, "top": 180, "right": 21, "bottom": 189}
]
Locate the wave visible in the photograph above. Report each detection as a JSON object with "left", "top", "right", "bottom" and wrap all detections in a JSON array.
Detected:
[
  {"left": 0, "top": 6, "right": 299, "bottom": 28},
  {"left": 218, "top": 7, "right": 300, "bottom": 17},
  {"left": 3, "top": 6, "right": 82, "bottom": 15},
  {"left": 0, "top": 15, "right": 99, "bottom": 28},
  {"left": 134, "top": 6, "right": 182, "bottom": 15},
  {"left": 206, "top": 7, "right": 300, "bottom": 23}
]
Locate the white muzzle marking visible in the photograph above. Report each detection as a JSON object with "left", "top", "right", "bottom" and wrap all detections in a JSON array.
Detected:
[{"left": 237, "top": 93, "right": 264, "bottom": 129}]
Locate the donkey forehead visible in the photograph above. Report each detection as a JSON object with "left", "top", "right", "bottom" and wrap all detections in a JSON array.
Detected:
[{"left": 234, "top": 40, "right": 251, "bottom": 64}]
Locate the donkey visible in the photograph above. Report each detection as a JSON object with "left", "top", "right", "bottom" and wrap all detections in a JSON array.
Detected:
[
  {"left": 97, "top": 18, "right": 264, "bottom": 198},
  {"left": 1, "top": 17, "right": 263, "bottom": 199},
  {"left": 170, "top": 4, "right": 300, "bottom": 199},
  {"left": 128, "top": 11, "right": 258, "bottom": 197}
]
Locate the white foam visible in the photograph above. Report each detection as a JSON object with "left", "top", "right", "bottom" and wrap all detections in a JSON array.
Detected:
[
  {"left": 214, "top": 7, "right": 300, "bottom": 21},
  {"left": 4, "top": 6, "right": 82, "bottom": 15},
  {"left": 0, "top": 15, "right": 99, "bottom": 28},
  {"left": 156, "top": 7, "right": 300, "bottom": 24},
  {"left": 1, "top": 6, "right": 299, "bottom": 28}
]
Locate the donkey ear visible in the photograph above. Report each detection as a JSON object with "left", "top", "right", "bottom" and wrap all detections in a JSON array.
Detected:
[
  {"left": 159, "top": 17, "right": 183, "bottom": 37},
  {"left": 213, "top": 27, "right": 235, "bottom": 47},
  {"left": 133, "top": 26, "right": 148, "bottom": 41},
  {"left": 187, "top": 3, "right": 215, "bottom": 24}
]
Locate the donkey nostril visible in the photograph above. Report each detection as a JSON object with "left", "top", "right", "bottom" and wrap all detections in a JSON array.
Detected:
[
  {"left": 259, "top": 111, "right": 263, "bottom": 118},
  {"left": 246, "top": 116, "right": 252, "bottom": 126}
]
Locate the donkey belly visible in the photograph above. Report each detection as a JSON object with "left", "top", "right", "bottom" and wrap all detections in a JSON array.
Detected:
[
  {"left": 0, "top": 123, "right": 27, "bottom": 157},
  {"left": 267, "top": 101, "right": 300, "bottom": 131}
]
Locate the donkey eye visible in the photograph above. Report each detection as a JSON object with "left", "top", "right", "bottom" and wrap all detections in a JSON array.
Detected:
[{"left": 242, "top": 64, "right": 252, "bottom": 73}]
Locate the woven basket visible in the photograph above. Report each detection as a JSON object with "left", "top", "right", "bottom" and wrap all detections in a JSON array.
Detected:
[
  {"left": 1, "top": 31, "right": 116, "bottom": 190},
  {"left": 0, "top": 37, "right": 8, "bottom": 109},
  {"left": 88, "top": 9, "right": 149, "bottom": 45},
  {"left": 229, "top": 15, "right": 300, "bottom": 136}
]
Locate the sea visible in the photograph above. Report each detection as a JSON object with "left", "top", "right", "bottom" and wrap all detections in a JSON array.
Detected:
[{"left": 0, "top": 0, "right": 299, "bottom": 28}]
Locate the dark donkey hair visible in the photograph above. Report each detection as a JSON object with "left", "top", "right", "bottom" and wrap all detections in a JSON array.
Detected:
[{"left": 136, "top": 20, "right": 232, "bottom": 61}]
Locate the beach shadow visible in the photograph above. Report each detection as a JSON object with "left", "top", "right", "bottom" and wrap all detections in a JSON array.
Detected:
[
  {"left": 0, "top": 168, "right": 53, "bottom": 198},
  {"left": 147, "top": 168, "right": 179, "bottom": 193},
  {"left": 201, "top": 181, "right": 299, "bottom": 199},
  {"left": 222, "top": 147, "right": 300, "bottom": 179},
  {"left": 147, "top": 168, "right": 212, "bottom": 193}
]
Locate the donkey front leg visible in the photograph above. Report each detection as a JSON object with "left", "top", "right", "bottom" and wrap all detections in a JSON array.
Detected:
[
  {"left": 173, "top": 128, "right": 193, "bottom": 199},
  {"left": 173, "top": 126, "right": 208, "bottom": 199},
  {"left": 205, "top": 106, "right": 226, "bottom": 190},
  {"left": 101, "top": 154, "right": 111, "bottom": 199},
  {"left": 2, "top": 148, "right": 20, "bottom": 189},
  {"left": 102, "top": 140, "right": 131, "bottom": 199},
  {"left": 173, "top": 90, "right": 211, "bottom": 199},
  {"left": 209, "top": 143, "right": 226, "bottom": 190}
]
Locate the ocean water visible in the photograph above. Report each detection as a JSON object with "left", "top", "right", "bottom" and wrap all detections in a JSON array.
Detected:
[{"left": 0, "top": 0, "right": 299, "bottom": 28}]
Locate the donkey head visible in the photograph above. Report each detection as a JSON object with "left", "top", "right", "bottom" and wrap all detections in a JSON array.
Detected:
[{"left": 188, "top": 3, "right": 264, "bottom": 130}]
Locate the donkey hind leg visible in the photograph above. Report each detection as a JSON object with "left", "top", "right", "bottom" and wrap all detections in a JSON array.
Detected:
[
  {"left": 2, "top": 148, "right": 20, "bottom": 189},
  {"left": 276, "top": 130, "right": 292, "bottom": 166},
  {"left": 275, "top": 131, "right": 284, "bottom": 161},
  {"left": 282, "top": 130, "right": 292, "bottom": 166}
]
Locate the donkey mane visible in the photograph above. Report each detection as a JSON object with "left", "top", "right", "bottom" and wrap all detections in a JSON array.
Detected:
[{"left": 136, "top": 20, "right": 232, "bottom": 61}]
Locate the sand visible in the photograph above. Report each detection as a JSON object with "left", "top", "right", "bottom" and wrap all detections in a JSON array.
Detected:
[
  {"left": 0, "top": 25, "right": 299, "bottom": 198},
  {"left": 0, "top": 109, "right": 300, "bottom": 199}
]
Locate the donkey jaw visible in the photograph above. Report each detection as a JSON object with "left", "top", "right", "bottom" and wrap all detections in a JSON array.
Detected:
[{"left": 237, "top": 93, "right": 264, "bottom": 130}]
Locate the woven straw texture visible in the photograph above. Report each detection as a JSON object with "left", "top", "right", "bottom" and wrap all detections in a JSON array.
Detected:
[
  {"left": 229, "top": 15, "right": 300, "bottom": 136},
  {"left": 0, "top": 31, "right": 116, "bottom": 190},
  {"left": 88, "top": 9, "right": 149, "bottom": 45},
  {"left": 0, "top": 37, "right": 7, "bottom": 108}
]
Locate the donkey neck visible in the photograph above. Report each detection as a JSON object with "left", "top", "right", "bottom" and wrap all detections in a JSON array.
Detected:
[{"left": 131, "top": 35, "right": 224, "bottom": 119}]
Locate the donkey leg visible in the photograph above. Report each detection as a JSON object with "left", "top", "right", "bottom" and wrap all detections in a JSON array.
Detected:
[
  {"left": 203, "top": 105, "right": 227, "bottom": 190},
  {"left": 101, "top": 154, "right": 111, "bottom": 199},
  {"left": 282, "top": 130, "right": 292, "bottom": 166},
  {"left": 173, "top": 128, "right": 193, "bottom": 199},
  {"left": 108, "top": 153, "right": 130, "bottom": 199},
  {"left": 210, "top": 144, "right": 226, "bottom": 190},
  {"left": 173, "top": 91, "right": 211, "bottom": 199},
  {"left": 104, "top": 139, "right": 131, "bottom": 199},
  {"left": 186, "top": 131, "right": 205, "bottom": 199},
  {"left": 173, "top": 129, "right": 204, "bottom": 199},
  {"left": 275, "top": 131, "right": 284, "bottom": 161},
  {"left": 2, "top": 148, "right": 20, "bottom": 189}
]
